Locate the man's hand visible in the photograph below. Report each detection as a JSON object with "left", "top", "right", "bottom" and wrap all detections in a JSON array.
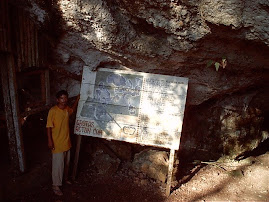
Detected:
[
  {"left": 47, "top": 127, "right": 54, "bottom": 150},
  {"left": 92, "top": 66, "right": 100, "bottom": 71},
  {"left": 72, "top": 94, "right": 80, "bottom": 112},
  {"left": 48, "top": 139, "right": 54, "bottom": 150}
]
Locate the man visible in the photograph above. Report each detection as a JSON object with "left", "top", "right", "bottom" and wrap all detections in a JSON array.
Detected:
[{"left": 46, "top": 90, "right": 79, "bottom": 196}]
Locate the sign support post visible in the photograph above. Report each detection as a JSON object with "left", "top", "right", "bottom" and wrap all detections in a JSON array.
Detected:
[
  {"left": 72, "top": 135, "right": 82, "bottom": 181},
  {"left": 166, "top": 149, "right": 175, "bottom": 197}
]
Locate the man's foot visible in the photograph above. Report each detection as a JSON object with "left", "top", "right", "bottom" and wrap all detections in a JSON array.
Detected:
[{"left": 52, "top": 186, "right": 63, "bottom": 196}]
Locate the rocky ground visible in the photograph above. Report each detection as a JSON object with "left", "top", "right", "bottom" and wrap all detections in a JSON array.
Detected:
[{"left": 4, "top": 150, "right": 269, "bottom": 202}]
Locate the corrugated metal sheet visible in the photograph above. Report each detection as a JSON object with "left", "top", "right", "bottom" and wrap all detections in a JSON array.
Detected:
[
  {"left": 10, "top": 6, "right": 48, "bottom": 71},
  {"left": 0, "top": 1, "right": 48, "bottom": 71},
  {"left": 0, "top": 0, "right": 10, "bottom": 52}
]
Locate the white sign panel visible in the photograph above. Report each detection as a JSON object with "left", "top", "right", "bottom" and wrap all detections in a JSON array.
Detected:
[{"left": 74, "top": 66, "right": 188, "bottom": 150}]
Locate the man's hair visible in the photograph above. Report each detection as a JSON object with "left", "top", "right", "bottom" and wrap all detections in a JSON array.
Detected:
[{"left": 56, "top": 90, "right": 68, "bottom": 98}]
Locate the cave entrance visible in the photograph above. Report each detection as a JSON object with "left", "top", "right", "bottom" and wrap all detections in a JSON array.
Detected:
[{"left": 18, "top": 69, "right": 51, "bottom": 170}]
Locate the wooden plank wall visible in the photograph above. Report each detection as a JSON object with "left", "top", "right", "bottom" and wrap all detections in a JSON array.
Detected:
[{"left": 0, "top": 54, "right": 26, "bottom": 173}]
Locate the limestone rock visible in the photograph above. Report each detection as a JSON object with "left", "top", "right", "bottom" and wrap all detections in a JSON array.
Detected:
[
  {"left": 106, "top": 141, "right": 132, "bottom": 161},
  {"left": 92, "top": 149, "right": 121, "bottom": 175},
  {"left": 22, "top": 0, "right": 269, "bottom": 160},
  {"left": 132, "top": 150, "right": 169, "bottom": 182},
  {"left": 182, "top": 89, "right": 269, "bottom": 159}
]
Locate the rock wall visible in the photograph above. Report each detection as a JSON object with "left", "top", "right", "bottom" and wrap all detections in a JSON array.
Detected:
[{"left": 24, "top": 0, "right": 269, "bottom": 159}]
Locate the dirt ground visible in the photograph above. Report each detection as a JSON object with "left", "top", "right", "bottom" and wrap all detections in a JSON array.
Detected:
[
  {"left": 4, "top": 149, "right": 269, "bottom": 202},
  {"left": 2, "top": 115, "right": 268, "bottom": 201}
]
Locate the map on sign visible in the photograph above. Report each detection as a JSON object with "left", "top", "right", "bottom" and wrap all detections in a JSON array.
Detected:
[{"left": 75, "top": 66, "right": 188, "bottom": 150}]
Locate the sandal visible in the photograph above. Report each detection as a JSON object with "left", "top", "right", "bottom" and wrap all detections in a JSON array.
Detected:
[
  {"left": 52, "top": 186, "right": 63, "bottom": 196},
  {"left": 65, "top": 180, "right": 72, "bottom": 185}
]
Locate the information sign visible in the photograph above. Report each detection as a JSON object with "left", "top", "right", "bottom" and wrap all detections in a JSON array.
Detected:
[{"left": 74, "top": 67, "right": 188, "bottom": 150}]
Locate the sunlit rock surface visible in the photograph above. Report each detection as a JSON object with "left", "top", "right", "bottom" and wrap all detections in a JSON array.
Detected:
[
  {"left": 132, "top": 150, "right": 169, "bottom": 182},
  {"left": 24, "top": 0, "right": 269, "bottom": 159}
]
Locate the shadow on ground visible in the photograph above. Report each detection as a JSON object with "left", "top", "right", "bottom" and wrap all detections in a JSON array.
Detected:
[{"left": 4, "top": 152, "right": 167, "bottom": 202}]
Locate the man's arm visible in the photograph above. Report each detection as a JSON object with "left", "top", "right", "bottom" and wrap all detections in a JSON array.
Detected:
[
  {"left": 71, "top": 94, "right": 80, "bottom": 113},
  {"left": 47, "top": 127, "right": 54, "bottom": 150}
]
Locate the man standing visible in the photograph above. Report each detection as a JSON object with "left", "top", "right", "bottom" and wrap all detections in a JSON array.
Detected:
[{"left": 46, "top": 90, "right": 79, "bottom": 196}]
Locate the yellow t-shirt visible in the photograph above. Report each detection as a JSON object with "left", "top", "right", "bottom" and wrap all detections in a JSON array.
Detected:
[{"left": 46, "top": 105, "right": 73, "bottom": 153}]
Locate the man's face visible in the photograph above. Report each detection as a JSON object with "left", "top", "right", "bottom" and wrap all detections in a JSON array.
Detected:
[{"left": 57, "top": 95, "right": 68, "bottom": 106}]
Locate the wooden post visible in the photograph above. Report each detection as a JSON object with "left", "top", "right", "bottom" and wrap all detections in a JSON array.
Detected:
[
  {"left": 39, "top": 69, "right": 50, "bottom": 105},
  {"left": 166, "top": 149, "right": 175, "bottom": 197},
  {"left": 72, "top": 135, "right": 82, "bottom": 181},
  {"left": 45, "top": 69, "right": 50, "bottom": 105},
  {"left": 0, "top": 54, "right": 26, "bottom": 173},
  {"left": 35, "top": 26, "right": 39, "bottom": 67},
  {"left": 19, "top": 9, "right": 25, "bottom": 67}
]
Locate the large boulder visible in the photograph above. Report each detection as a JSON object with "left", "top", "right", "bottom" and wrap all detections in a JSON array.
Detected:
[
  {"left": 105, "top": 141, "right": 132, "bottom": 161},
  {"left": 182, "top": 88, "right": 269, "bottom": 159},
  {"left": 92, "top": 149, "right": 121, "bottom": 176},
  {"left": 132, "top": 149, "right": 169, "bottom": 182}
]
